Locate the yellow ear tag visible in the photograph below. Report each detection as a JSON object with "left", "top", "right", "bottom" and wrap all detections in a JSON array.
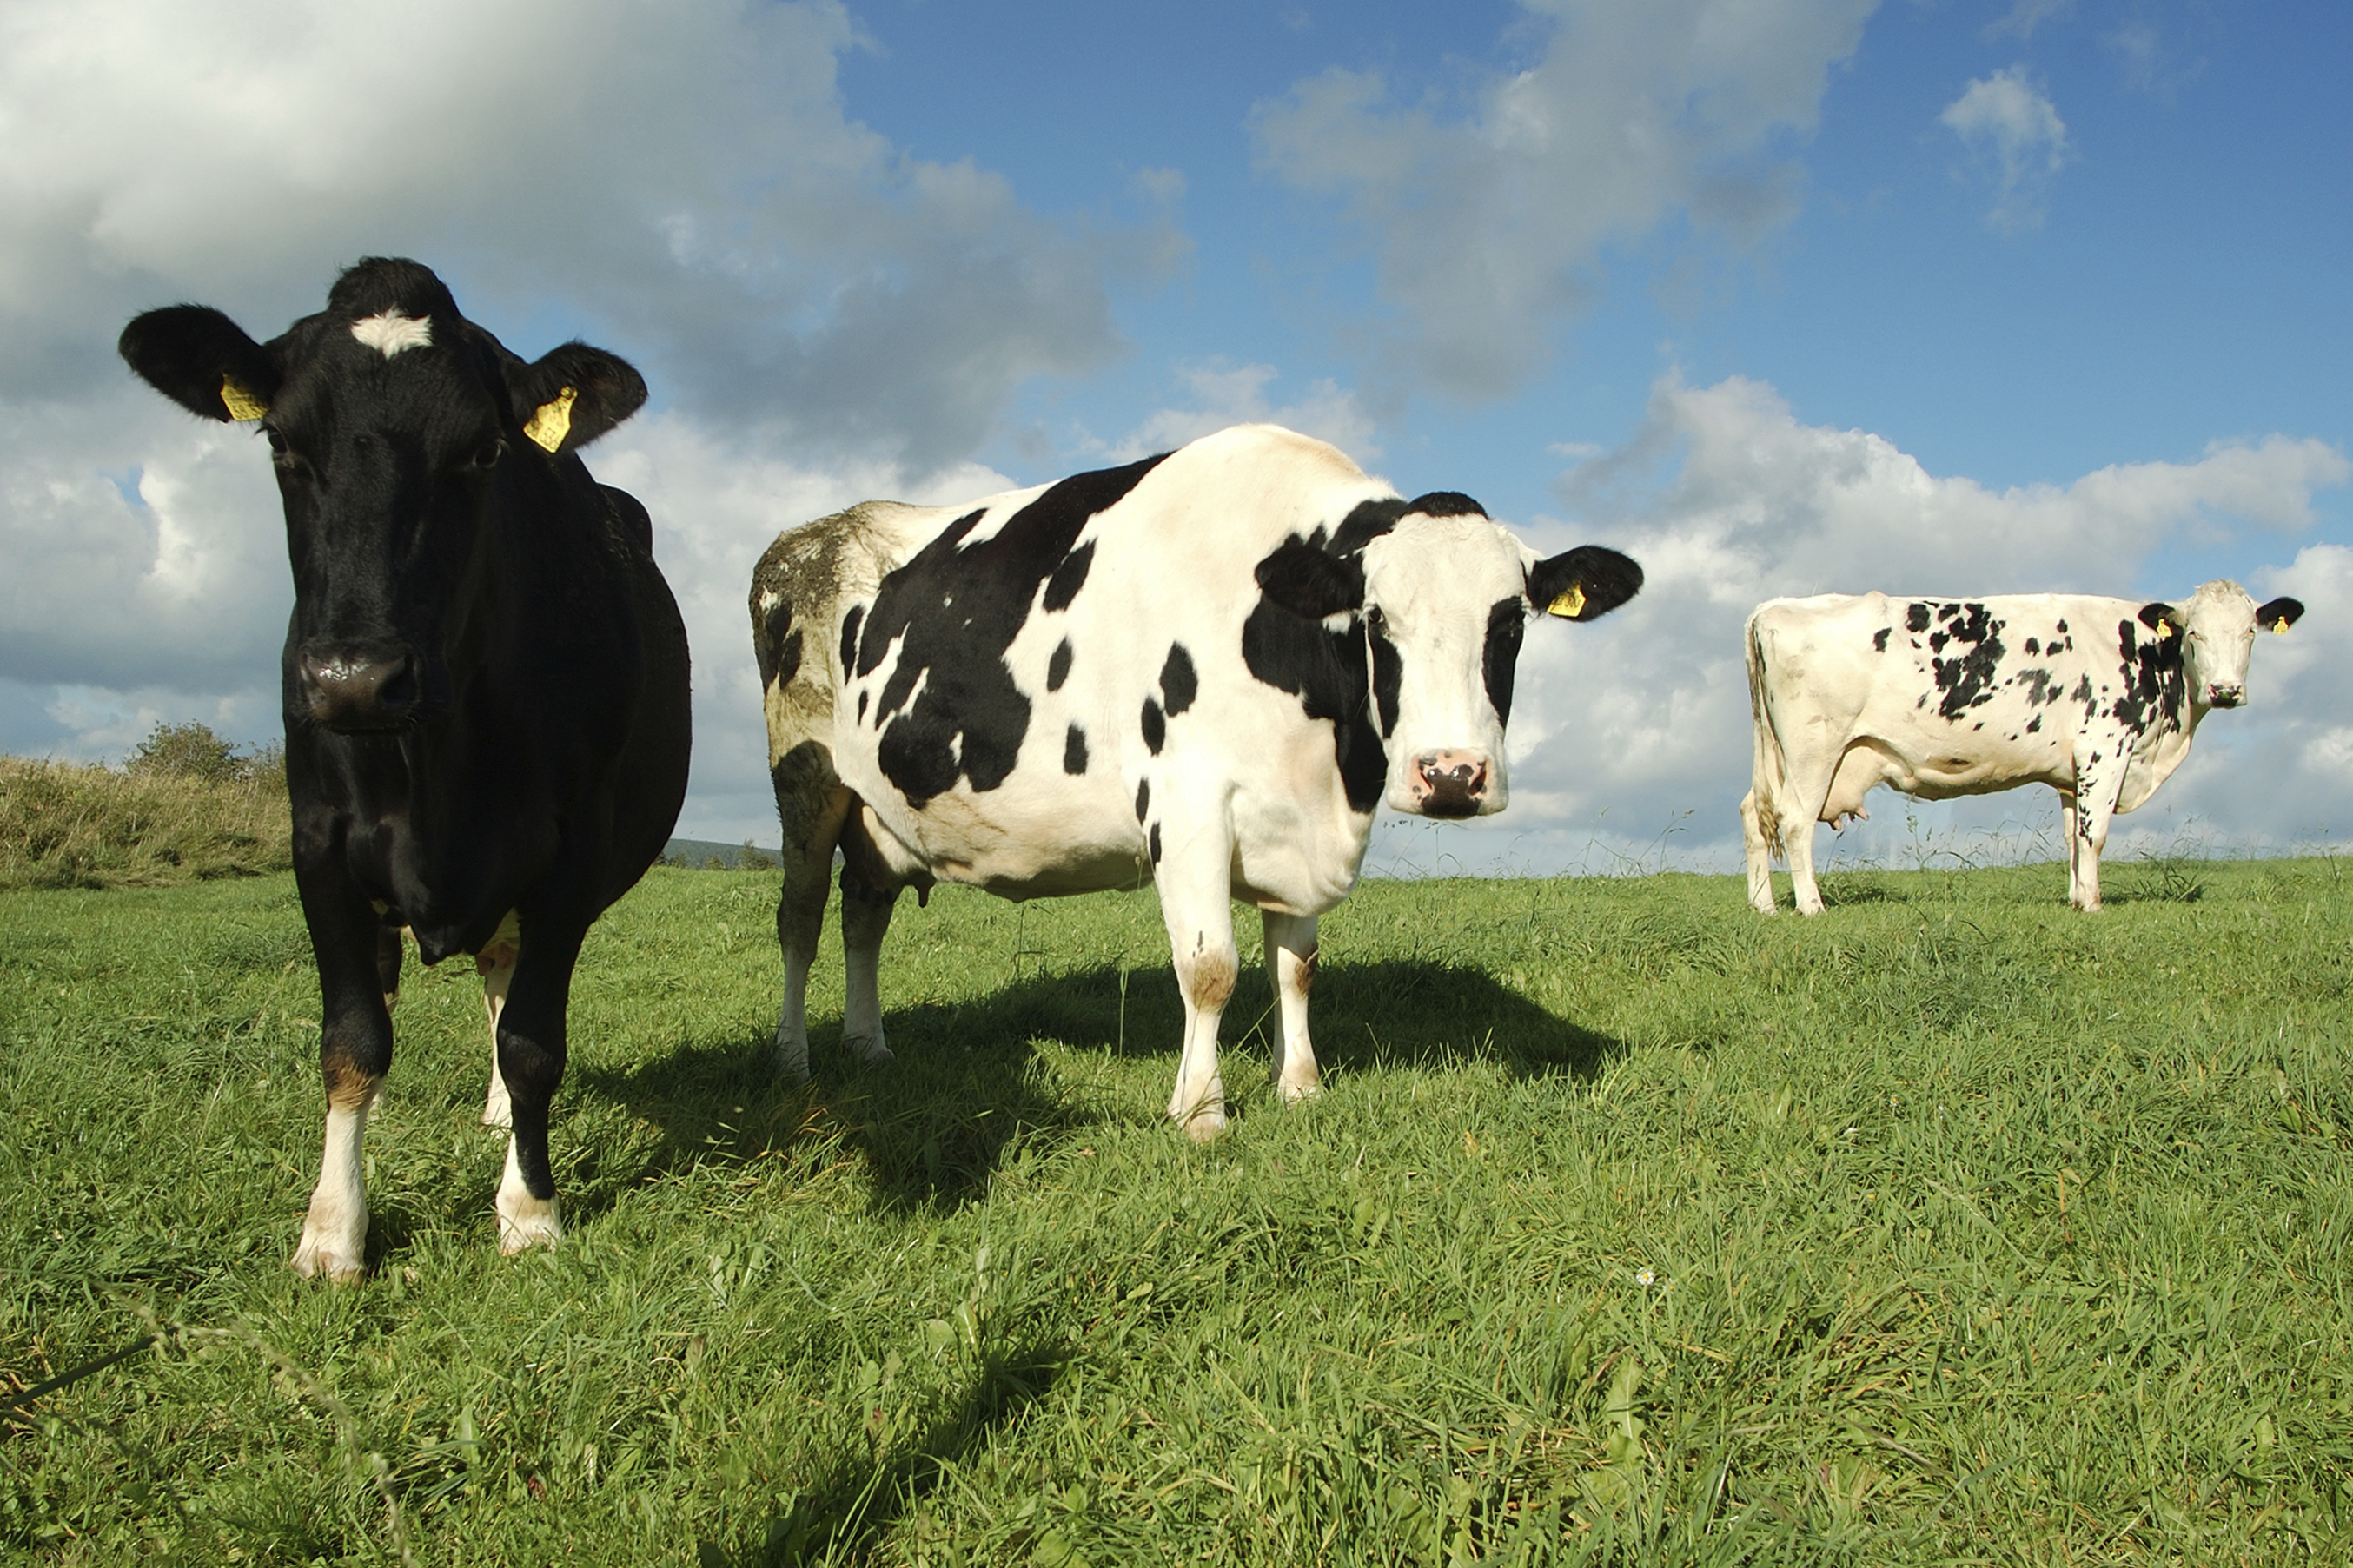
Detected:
[
  {"left": 1546, "top": 583, "right": 1587, "bottom": 619},
  {"left": 220, "top": 375, "right": 268, "bottom": 421},
  {"left": 2274, "top": 617, "right": 2290, "bottom": 634},
  {"left": 2156, "top": 619, "right": 2173, "bottom": 638},
  {"left": 524, "top": 387, "right": 576, "bottom": 453}
]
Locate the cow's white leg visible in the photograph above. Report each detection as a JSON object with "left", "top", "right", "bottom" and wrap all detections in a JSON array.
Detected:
[
  {"left": 494, "top": 1133, "right": 564, "bottom": 1254},
  {"left": 476, "top": 916, "right": 520, "bottom": 1128},
  {"left": 1157, "top": 817, "right": 1238, "bottom": 1141},
  {"left": 1262, "top": 910, "right": 1322, "bottom": 1105},
  {"left": 1786, "top": 818, "right": 1827, "bottom": 916},
  {"left": 839, "top": 873, "right": 899, "bottom": 1066},
  {"left": 770, "top": 760, "right": 852, "bottom": 1083},
  {"left": 1776, "top": 755, "right": 1841, "bottom": 916},
  {"left": 1740, "top": 789, "right": 1779, "bottom": 914},
  {"left": 2068, "top": 759, "right": 2124, "bottom": 912},
  {"left": 292, "top": 1074, "right": 379, "bottom": 1282},
  {"left": 2056, "top": 789, "right": 2080, "bottom": 906}
]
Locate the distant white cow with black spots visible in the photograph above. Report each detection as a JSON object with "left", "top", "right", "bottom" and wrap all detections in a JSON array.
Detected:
[
  {"left": 1741, "top": 581, "right": 2305, "bottom": 914},
  {"left": 749, "top": 423, "right": 1643, "bottom": 1137}
]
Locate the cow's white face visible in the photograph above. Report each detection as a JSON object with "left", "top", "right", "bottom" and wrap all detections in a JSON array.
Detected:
[
  {"left": 1361, "top": 514, "right": 1537, "bottom": 817},
  {"left": 2149, "top": 579, "right": 2306, "bottom": 711}
]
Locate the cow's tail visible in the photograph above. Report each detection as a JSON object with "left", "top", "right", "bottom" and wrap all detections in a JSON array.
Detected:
[{"left": 1744, "top": 607, "right": 1789, "bottom": 863}]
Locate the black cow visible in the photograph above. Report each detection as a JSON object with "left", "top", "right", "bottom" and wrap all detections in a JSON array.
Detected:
[{"left": 120, "top": 258, "right": 690, "bottom": 1279}]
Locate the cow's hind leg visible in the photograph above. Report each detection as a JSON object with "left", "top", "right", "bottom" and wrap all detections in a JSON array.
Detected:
[
  {"left": 292, "top": 862, "right": 395, "bottom": 1281},
  {"left": 493, "top": 924, "right": 586, "bottom": 1254},
  {"left": 770, "top": 743, "right": 852, "bottom": 1082},
  {"left": 1740, "top": 789, "right": 1778, "bottom": 915},
  {"left": 1262, "top": 910, "right": 1322, "bottom": 1105},
  {"left": 1156, "top": 814, "right": 1239, "bottom": 1141}
]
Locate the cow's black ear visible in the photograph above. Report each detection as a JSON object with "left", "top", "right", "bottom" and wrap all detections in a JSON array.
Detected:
[
  {"left": 1530, "top": 546, "right": 1643, "bottom": 622},
  {"left": 505, "top": 341, "right": 647, "bottom": 455},
  {"left": 1256, "top": 538, "right": 1365, "bottom": 619},
  {"left": 2138, "top": 602, "right": 2180, "bottom": 636},
  {"left": 2256, "top": 596, "right": 2305, "bottom": 632},
  {"left": 118, "top": 306, "right": 279, "bottom": 423}
]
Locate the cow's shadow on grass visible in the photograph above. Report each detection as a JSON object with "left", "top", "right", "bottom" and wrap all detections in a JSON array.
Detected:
[
  {"left": 705, "top": 1333, "right": 1071, "bottom": 1567},
  {"left": 562, "top": 956, "right": 1624, "bottom": 1221}
]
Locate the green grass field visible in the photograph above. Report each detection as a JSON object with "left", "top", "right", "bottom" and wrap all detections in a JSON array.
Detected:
[{"left": 3, "top": 857, "right": 2350, "bottom": 1565}]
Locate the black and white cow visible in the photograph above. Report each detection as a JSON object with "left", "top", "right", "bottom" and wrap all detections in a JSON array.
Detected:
[
  {"left": 1741, "top": 582, "right": 2304, "bottom": 915},
  {"left": 750, "top": 423, "right": 1641, "bottom": 1137},
  {"left": 120, "top": 258, "right": 691, "bottom": 1279}
]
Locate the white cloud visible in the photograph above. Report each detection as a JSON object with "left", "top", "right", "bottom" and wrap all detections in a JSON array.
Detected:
[
  {"left": 0, "top": 0, "right": 1162, "bottom": 469},
  {"left": 1940, "top": 65, "right": 2070, "bottom": 234},
  {"left": 1393, "top": 373, "right": 2350, "bottom": 874},
  {"left": 1986, "top": 0, "right": 2071, "bottom": 42},
  {"left": 1251, "top": 0, "right": 1877, "bottom": 399},
  {"left": 1086, "top": 363, "right": 1377, "bottom": 464}
]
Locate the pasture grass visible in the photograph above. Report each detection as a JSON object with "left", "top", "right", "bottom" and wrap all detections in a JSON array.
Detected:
[
  {"left": 0, "top": 755, "right": 290, "bottom": 891},
  {"left": 3, "top": 857, "right": 2350, "bottom": 1564}
]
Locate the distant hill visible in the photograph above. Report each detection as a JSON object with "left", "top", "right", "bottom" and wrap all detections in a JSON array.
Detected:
[{"left": 661, "top": 837, "right": 782, "bottom": 870}]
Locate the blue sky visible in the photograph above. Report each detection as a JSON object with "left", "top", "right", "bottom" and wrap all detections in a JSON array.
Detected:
[{"left": 3, "top": 0, "right": 2348, "bottom": 872}]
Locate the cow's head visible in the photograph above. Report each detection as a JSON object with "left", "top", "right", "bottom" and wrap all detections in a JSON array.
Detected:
[
  {"left": 2136, "top": 579, "right": 2305, "bottom": 711},
  {"left": 119, "top": 257, "right": 645, "bottom": 733},
  {"left": 1256, "top": 492, "right": 1641, "bottom": 817}
]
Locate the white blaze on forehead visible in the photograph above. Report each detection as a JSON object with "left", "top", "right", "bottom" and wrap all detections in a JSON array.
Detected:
[{"left": 351, "top": 308, "right": 434, "bottom": 358}]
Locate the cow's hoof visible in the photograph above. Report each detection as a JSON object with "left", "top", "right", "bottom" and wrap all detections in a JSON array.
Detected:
[
  {"left": 481, "top": 1095, "right": 513, "bottom": 1130},
  {"left": 290, "top": 1234, "right": 367, "bottom": 1284},
  {"left": 1172, "top": 1105, "right": 1228, "bottom": 1143},
  {"left": 496, "top": 1197, "right": 565, "bottom": 1255},
  {"left": 1276, "top": 1080, "right": 1322, "bottom": 1108},
  {"left": 844, "top": 1033, "right": 893, "bottom": 1067}
]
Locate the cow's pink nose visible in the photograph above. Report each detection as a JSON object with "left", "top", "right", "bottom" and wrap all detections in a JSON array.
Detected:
[
  {"left": 1410, "top": 751, "right": 1488, "bottom": 817},
  {"left": 2208, "top": 683, "right": 2245, "bottom": 708}
]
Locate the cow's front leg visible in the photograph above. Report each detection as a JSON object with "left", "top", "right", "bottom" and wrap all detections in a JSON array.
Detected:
[
  {"left": 476, "top": 912, "right": 520, "bottom": 1128},
  {"left": 493, "top": 923, "right": 584, "bottom": 1254},
  {"left": 291, "top": 859, "right": 395, "bottom": 1282},
  {"left": 2055, "top": 788, "right": 2081, "bottom": 907},
  {"left": 2067, "top": 761, "right": 2124, "bottom": 912},
  {"left": 1156, "top": 817, "right": 1238, "bottom": 1141},
  {"left": 839, "top": 870, "right": 899, "bottom": 1066},
  {"left": 1263, "top": 910, "right": 1322, "bottom": 1105}
]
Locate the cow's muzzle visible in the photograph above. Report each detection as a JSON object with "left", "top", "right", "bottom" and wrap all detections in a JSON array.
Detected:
[
  {"left": 299, "top": 645, "right": 419, "bottom": 731},
  {"left": 1408, "top": 751, "right": 1489, "bottom": 817},
  {"left": 2206, "top": 683, "right": 2245, "bottom": 709}
]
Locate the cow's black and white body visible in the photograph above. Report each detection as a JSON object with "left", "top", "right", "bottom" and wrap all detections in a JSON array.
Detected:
[
  {"left": 121, "top": 258, "right": 690, "bottom": 1278},
  {"left": 751, "top": 424, "right": 1640, "bottom": 1136},
  {"left": 1742, "top": 582, "right": 2303, "bottom": 914}
]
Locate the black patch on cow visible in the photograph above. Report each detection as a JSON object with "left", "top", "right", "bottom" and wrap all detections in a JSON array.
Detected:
[
  {"left": 2026, "top": 715, "right": 2042, "bottom": 733},
  {"left": 2071, "top": 674, "right": 2094, "bottom": 704},
  {"left": 1332, "top": 498, "right": 1408, "bottom": 552},
  {"left": 1928, "top": 602, "right": 2007, "bottom": 721},
  {"left": 1256, "top": 534, "right": 1367, "bottom": 619},
  {"left": 1043, "top": 540, "right": 1095, "bottom": 612},
  {"left": 1134, "top": 778, "right": 1150, "bottom": 822},
  {"left": 2055, "top": 619, "right": 2068, "bottom": 633},
  {"left": 1242, "top": 592, "right": 1387, "bottom": 814},
  {"left": 1872, "top": 627, "right": 1891, "bottom": 652},
  {"left": 2017, "top": 667, "right": 2059, "bottom": 707},
  {"left": 1159, "top": 644, "right": 1197, "bottom": 715},
  {"left": 1406, "top": 491, "right": 1486, "bottom": 519},
  {"left": 852, "top": 454, "right": 1167, "bottom": 809},
  {"left": 1906, "top": 602, "right": 1932, "bottom": 633},
  {"left": 2257, "top": 595, "right": 2305, "bottom": 630},
  {"left": 1149, "top": 822, "right": 1162, "bottom": 865},
  {"left": 2024, "top": 636, "right": 2039, "bottom": 656},
  {"left": 839, "top": 604, "right": 865, "bottom": 674},
  {"left": 1481, "top": 599, "right": 1526, "bottom": 724},
  {"left": 1141, "top": 697, "right": 1165, "bottom": 755},
  {"left": 1047, "top": 638, "right": 1073, "bottom": 692},
  {"left": 756, "top": 597, "right": 800, "bottom": 690},
  {"left": 857, "top": 690, "right": 869, "bottom": 724},
  {"left": 2111, "top": 618, "right": 2187, "bottom": 735},
  {"left": 1064, "top": 723, "right": 1088, "bottom": 776}
]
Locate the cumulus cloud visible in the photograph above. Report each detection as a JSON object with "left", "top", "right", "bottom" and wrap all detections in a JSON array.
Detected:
[
  {"left": 1940, "top": 65, "right": 2070, "bottom": 233},
  {"left": 1252, "top": 0, "right": 1877, "bottom": 399},
  {"left": 0, "top": 0, "right": 1161, "bottom": 466},
  {"left": 1388, "top": 374, "right": 2350, "bottom": 875}
]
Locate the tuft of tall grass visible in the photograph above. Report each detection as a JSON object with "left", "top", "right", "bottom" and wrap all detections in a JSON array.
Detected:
[{"left": 0, "top": 752, "right": 290, "bottom": 891}]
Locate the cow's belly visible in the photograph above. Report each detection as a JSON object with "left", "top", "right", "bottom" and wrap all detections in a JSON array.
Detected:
[
  {"left": 852, "top": 771, "right": 1150, "bottom": 900},
  {"left": 1820, "top": 730, "right": 2069, "bottom": 821}
]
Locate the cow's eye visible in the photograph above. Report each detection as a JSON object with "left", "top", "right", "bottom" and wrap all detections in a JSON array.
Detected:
[
  {"left": 1365, "top": 606, "right": 1387, "bottom": 634},
  {"left": 262, "top": 427, "right": 302, "bottom": 472},
  {"left": 467, "top": 438, "right": 506, "bottom": 472}
]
